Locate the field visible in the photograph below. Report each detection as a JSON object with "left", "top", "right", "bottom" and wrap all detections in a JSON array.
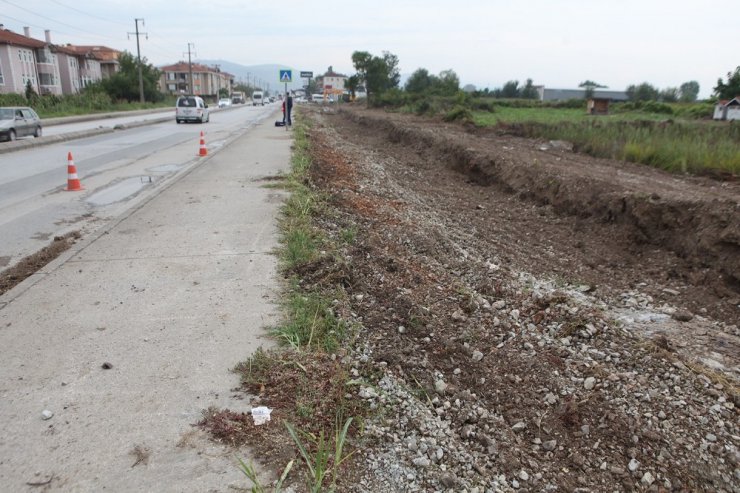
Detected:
[
  {"left": 382, "top": 94, "right": 739, "bottom": 176},
  {"left": 474, "top": 109, "right": 740, "bottom": 175}
]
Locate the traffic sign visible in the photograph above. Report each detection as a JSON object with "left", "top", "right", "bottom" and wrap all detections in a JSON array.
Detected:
[
  {"left": 279, "top": 70, "right": 292, "bottom": 83},
  {"left": 300, "top": 71, "right": 313, "bottom": 78}
]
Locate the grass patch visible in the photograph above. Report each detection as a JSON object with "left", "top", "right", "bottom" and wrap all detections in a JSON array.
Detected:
[
  {"left": 273, "top": 284, "right": 347, "bottom": 352},
  {"left": 286, "top": 417, "right": 354, "bottom": 493},
  {"left": 198, "top": 114, "right": 370, "bottom": 490},
  {"left": 0, "top": 91, "right": 175, "bottom": 118},
  {"left": 475, "top": 114, "right": 740, "bottom": 175}
]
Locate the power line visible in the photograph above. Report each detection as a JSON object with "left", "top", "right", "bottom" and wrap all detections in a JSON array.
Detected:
[
  {"left": 49, "top": 0, "right": 129, "bottom": 27},
  {"left": 0, "top": 14, "right": 113, "bottom": 43},
  {"left": 0, "top": 0, "right": 122, "bottom": 42}
]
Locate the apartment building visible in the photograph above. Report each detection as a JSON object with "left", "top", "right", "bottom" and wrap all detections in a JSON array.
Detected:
[
  {"left": 0, "top": 25, "right": 120, "bottom": 96},
  {"left": 315, "top": 66, "right": 347, "bottom": 97},
  {"left": 159, "top": 62, "right": 233, "bottom": 100},
  {"left": 55, "top": 45, "right": 120, "bottom": 94},
  {"left": 0, "top": 26, "right": 62, "bottom": 95}
]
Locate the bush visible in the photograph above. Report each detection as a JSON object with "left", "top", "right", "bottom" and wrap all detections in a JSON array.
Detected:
[
  {"left": 443, "top": 105, "right": 473, "bottom": 123},
  {"left": 642, "top": 101, "right": 674, "bottom": 115},
  {"left": 370, "top": 89, "right": 409, "bottom": 108},
  {"left": 0, "top": 93, "right": 27, "bottom": 106}
]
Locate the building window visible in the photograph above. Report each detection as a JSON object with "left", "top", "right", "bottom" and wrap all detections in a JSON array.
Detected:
[{"left": 0, "top": 64, "right": 4, "bottom": 84}]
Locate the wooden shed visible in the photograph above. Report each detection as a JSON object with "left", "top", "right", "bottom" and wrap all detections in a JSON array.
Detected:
[
  {"left": 587, "top": 97, "right": 610, "bottom": 115},
  {"left": 713, "top": 97, "right": 740, "bottom": 121}
]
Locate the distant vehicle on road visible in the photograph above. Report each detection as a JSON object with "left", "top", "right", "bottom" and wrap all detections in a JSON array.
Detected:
[
  {"left": 218, "top": 98, "right": 232, "bottom": 108},
  {"left": 252, "top": 91, "right": 265, "bottom": 106},
  {"left": 231, "top": 92, "right": 246, "bottom": 104},
  {"left": 175, "top": 96, "right": 210, "bottom": 124},
  {"left": 311, "top": 93, "right": 326, "bottom": 103},
  {"left": 0, "top": 107, "right": 42, "bottom": 141}
]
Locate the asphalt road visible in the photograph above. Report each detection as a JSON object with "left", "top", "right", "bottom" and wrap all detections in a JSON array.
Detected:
[
  {"left": 0, "top": 111, "right": 290, "bottom": 491},
  {"left": 0, "top": 103, "right": 279, "bottom": 269}
]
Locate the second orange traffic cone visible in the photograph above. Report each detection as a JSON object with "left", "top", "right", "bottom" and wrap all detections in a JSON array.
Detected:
[
  {"left": 198, "top": 131, "right": 208, "bottom": 157},
  {"left": 65, "top": 152, "right": 84, "bottom": 191}
]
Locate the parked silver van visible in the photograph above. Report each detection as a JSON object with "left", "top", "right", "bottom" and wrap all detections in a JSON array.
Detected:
[{"left": 175, "top": 96, "right": 210, "bottom": 123}]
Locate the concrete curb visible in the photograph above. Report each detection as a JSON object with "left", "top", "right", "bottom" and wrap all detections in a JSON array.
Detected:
[
  {"left": 0, "top": 116, "right": 173, "bottom": 155},
  {"left": 42, "top": 107, "right": 174, "bottom": 127}
]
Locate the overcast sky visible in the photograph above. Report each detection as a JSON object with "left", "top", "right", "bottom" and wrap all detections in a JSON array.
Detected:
[{"left": 1, "top": 0, "right": 736, "bottom": 97}]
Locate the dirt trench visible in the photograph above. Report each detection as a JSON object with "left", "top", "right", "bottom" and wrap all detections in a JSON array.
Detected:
[
  {"left": 291, "top": 106, "right": 739, "bottom": 491},
  {"left": 338, "top": 108, "right": 740, "bottom": 300}
]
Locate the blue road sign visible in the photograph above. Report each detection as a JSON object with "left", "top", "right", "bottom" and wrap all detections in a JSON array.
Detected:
[{"left": 279, "top": 70, "right": 292, "bottom": 83}]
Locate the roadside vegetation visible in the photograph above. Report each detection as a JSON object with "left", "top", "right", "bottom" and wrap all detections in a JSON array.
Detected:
[
  {"left": 344, "top": 53, "right": 738, "bottom": 176},
  {"left": 0, "top": 91, "right": 174, "bottom": 118},
  {"left": 0, "top": 51, "right": 170, "bottom": 118},
  {"left": 199, "top": 117, "right": 366, "bottom": 492}
]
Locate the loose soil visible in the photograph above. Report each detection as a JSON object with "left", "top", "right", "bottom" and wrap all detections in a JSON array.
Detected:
[
  {"left": 0, "top": 231, "right": 80, "bottom": 296},
  {"left": 205, "top": 106, "right": 739, "bottom": 492}
]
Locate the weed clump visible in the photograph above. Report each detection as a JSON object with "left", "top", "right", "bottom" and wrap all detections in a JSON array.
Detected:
[{"left": 443, "top": 105, "right": 474, "bottom": 123}]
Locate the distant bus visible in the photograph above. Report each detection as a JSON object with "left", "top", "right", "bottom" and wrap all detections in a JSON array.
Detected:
[{"left": 231, "top": 92, "right": 246, "bottom": 104}]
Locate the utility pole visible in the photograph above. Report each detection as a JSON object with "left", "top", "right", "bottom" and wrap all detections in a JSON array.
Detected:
[
  {"left": 215, "top": 64, "right": 220, "bottom": 99},
  {"left": 184, "top": 43, "right": 196, "bottom": 95},
  {"left": 127, "top": 18, "right": 147, "bottom": 103}
]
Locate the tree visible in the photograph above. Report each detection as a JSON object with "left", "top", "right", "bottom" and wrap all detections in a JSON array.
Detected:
[
  {"left": 579, "top": 80, "right": 606, "bottom": 99},
  {"left": 25, "top": 80, "right": 37, "bottom": 100},
  {"left": 679, "top": 81, "right": 700, "bottom": 102},
  {"left": 626, "top": 82, "right": 659, "bottom": 102},
  {"left": 520, "top": 78, "right": 539, "bottom": 99},
  {"left": 351, "top": 50, "right": 400, "bottom": 105},
  {"left": 437, "top": 70, "right": 460, "bottom": 95},
  {"left": 101, "top": 51, "right": 162, "bottom": 102},
  {"left": 218, "top": 88, "right": 230, "bottom": 98},
  {"left": 659, "top": 87, "right": 679, "bottom": 103},
  {"left": 346, "top": 75, "right": 359, "bottom": 98},
  {"left": 500, "top": 80, "right": 520, "bottom": 98},
  {"left": 713, "top": 66, "right": 740, "bottom": 100},
  {"left": 405, "top": 68, "right": 434, "bottom": 93}
]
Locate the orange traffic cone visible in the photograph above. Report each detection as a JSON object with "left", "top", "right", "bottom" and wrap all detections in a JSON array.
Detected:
[
  {"left": 198, "top": 131, "right": 208, "bottom": 157},
  {"left": 65, "top": 152, "right": 84, "bottom": 191}
]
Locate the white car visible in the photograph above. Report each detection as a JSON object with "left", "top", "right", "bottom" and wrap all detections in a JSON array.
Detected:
[
  {"left": 218, "top": 98, "right": 231, "bottom": 108},
  {"left": 175, "top": 96, "right": 210, "bottom": 124},
  {"left": 252, "top": 91, "right": 265, "bottom": 106}
]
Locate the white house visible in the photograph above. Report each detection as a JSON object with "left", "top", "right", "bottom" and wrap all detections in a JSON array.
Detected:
[{"left": 713, "top": 97, "right": 740, "bottom": 121}]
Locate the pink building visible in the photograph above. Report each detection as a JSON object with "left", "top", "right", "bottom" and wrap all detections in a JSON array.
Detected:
[{"left": 0, "top": 24, "right": 119, "bottom": 96}]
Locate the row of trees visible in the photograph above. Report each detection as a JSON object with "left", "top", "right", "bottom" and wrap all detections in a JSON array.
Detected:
[
  {"left": 624, "top": 81, "right": 700, "bottom": 103},
  {"left": 348, "top": 50, "right": 739, "bottom": 106}
]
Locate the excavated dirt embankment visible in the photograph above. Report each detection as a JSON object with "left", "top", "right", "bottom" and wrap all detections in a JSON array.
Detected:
[
  {"left": 339, "top": 108, "right": 740, "bottom": 295},
  {"left": 298, "top": 107, "right": 739, "bottom": 492}
]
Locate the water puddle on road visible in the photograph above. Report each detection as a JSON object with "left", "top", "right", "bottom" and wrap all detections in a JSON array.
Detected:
[{"left": 86, "top": 176, "right": 155, "bottom": 206}]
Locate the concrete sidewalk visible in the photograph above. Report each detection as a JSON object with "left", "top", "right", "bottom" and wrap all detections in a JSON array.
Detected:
[{"left": 0, "top": 119, "right": 291, "bottom": 491}]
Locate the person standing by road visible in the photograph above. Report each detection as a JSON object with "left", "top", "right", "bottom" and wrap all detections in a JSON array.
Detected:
[{"left": 286, "top": 94, "right": 293, "bottom": 126}]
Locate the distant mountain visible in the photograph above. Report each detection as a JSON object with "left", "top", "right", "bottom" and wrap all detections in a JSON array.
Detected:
[{"left": 196, "top": 60, "right": 305, "bottom": 94}]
